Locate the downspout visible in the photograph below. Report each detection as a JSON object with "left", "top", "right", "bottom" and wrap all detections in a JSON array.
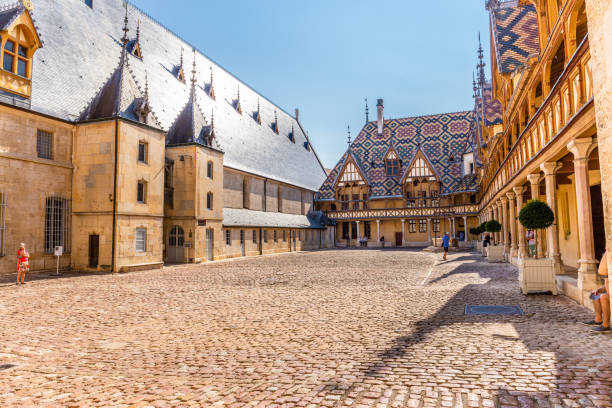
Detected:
[
  {"left": 259, "top": 227, "right": 263, "bottom": 255},
  {"left": 111, "top": 120, "right": 119, "bottom": 273}
]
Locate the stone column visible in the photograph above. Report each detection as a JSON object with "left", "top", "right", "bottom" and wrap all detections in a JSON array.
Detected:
[
  {"left": 527, "top": 173, "right": 544, "bottom": 258},
  {"left": 401, "top": 219, "right": 405, "bottom": 247},
  {"left": 452, "top": 218, "right": 456, "bottom": 240},
  {"left": 567, "top": 138, "right": 599, "bottom": 291},
  {"left": 540, "top": 162, "right": 563, "bottom": 274},
  {"left": 507, "top": 191, "right": 518, "bottom": 258},
  {"left": 355, "top": 221, "right": 361, "bottom": 247},
  {"left": 376, "top": 219, "right": 381, "bottom": 246},
  {"left": 500, "top": 197, "right": 510, "bottom": 255},
  {"left": 427, "top": 218, "right": 432, "bottom": 245},
  {"left": 494, "top": 203, "right": 501, "bottom": 244},
  {"left": 514, "top": 186, "right": 527, "bottom": 259},
  {"left": 463, "top": 216, "right": 468, "bottom": 244}
]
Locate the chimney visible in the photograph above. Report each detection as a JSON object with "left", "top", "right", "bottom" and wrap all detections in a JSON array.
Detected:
[
  {"left": 295, "top": 108, "right": 300, "bottom": 120},
  {"left": 377, "top": 99, "right": 384, "bottom": 135}
]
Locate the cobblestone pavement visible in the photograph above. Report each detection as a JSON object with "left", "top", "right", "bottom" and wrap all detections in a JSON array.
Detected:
[{"left": 0, "top": 249, "right": 611, "bottom": 407}]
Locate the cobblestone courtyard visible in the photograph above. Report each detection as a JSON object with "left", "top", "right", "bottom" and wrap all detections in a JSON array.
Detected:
[{"left": 0, "top": 250, "right": 611, "bottom": 407}]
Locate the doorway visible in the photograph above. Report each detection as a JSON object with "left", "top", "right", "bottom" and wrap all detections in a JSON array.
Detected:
[
  {"left": 206, "top": 228, "right": 214, "bottom": 261},
  {"left": 395, "top": 232, "right": 403, "bottom": 247},
  {"left": 88, "top": 234, "right": 99, "bottom": 268},
  {"left": 240, "top": 229, "right": 245, "bottom": 256},
  {"left": 168, "top": 226, "right": 185, "bottom": 263},
  {"left": 591, "top": 184, "right": 605, "bottom": 261}
]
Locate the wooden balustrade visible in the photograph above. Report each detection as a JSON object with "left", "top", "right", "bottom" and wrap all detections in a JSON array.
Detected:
[
  {"left": 479, "top": 38, "right": 592, "bottom": 210},
  {"left": 326, "top": 204, "right": 478, "bottom": 221}
]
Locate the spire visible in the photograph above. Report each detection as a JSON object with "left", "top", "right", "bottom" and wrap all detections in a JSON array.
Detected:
[
  {"left": 477, "top": 33, "right": 486, "bottom": 88},
  {"left": 234, "top": 84, "right": 242, "bottom": 113},
  {"left": 289, "top": 124, "right": 295, "bottom": 143},
  {"left": 209, "top": 108, "right": 215, "bottom": 139},
  {"left": 176, "top": 47, "right": 185, "bottom": 82},
  {"left": 347, "top": 124, "right": 351, "bottom": 147},
  {"left": 190, "top": 48, "right": 197, "bottom": 93},
  {"left": 365, "top": 97, "right": 369, "bottom": 124},
  {"left": 121, "top": 2, "right": 129, "bottom": 46},
  {"left": 472, "top": 71, "right": 478, "bottom": 99},
  {"left": 136, "top": 18, "right": 140, "bottom": 43},
  {"left": 208, "top": 65, "right": 215, "bottom": 99},
  {"left": 254, "top": 98, "right": 261, "bottom": 124},
  {"left": 273, "top": 110, "right": 279, "bottom": 134}
]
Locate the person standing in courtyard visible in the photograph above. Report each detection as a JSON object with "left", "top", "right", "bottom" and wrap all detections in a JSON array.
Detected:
[
  {"left": 586, "top": 251, "right": 610, "bottom": 332},
  {"left": 442, "top": 232, "right": 450, "bottom": 261},
  {"left": 17, "top": 243, "right": 30, "bottom": 285}
]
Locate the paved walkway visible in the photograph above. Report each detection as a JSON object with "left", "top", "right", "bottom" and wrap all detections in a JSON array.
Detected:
[{"left": 0, "top": 250, "right": 611, "bottom": 407}]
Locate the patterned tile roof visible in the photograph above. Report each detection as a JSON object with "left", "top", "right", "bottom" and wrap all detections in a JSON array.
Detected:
[
  {"left": 482, "top": 86, "right": 503, "bottom": 126},
  {"left": 491, "top": 2, "right": 540, "bottom": 74},
  {"left": 9, "top": 0, "right": 326, "bottom": 191},
  {"left": 317, "top": 111, "right": 474, "bottom": 200}
]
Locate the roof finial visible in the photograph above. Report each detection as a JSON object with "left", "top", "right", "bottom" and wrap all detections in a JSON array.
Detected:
[
  {"left": 191, "top": 48, "right": 197, "bottom": 92},
  {"left": 121, "top": 1, "right": 129, "bottom": 46},
  {"left": 472, "top": 71, "right": 478, "bottom": 99},
  {"left": 235, "top": 84, "right": 242, "bottom": 113},
  {"left": 144, "top": 70, "right": 149, "bottom": 100},
  {"left": 180, "top": 47, "right": 184, "bottom": 69},
  {"left": 347, "top": 124, "right": 351, "bottom": 146},
  {"left": 365, "top": 97, "right": 369, "bottom": 124},
  {"left": 210, "top": 108, "right": 215, "bottom": 132},
  {"left": 273, "top": 110, "right": 279, "bottom": 134},
  {"left": 477, "top": 33, "right": 486, "bottom": 88},
  {"left": 208, "top": 65, "right": 215, "bottom": 99},
  {"left": 256, "top": 98, "right": 261, "bottom": 124},
  {"left": 136, "top": 18, "right": 140, "bottom": 42}
]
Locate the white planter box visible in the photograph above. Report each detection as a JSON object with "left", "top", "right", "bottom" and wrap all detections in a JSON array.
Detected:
[
  {"left": 519, "top": 258, "right": 557, "bottom": 295},
  {"left": 476, "top": 241, "right": 483, "bottom": 252},
  {"left": 487, "top": 245, "right": 505, "bottom": 263}
]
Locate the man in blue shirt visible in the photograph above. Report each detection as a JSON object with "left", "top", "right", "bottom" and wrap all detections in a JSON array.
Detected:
[{"left": 442, "top": 232, "right": 450, "bottom": 260}]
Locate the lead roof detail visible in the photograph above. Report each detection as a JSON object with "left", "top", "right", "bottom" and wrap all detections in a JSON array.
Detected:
[
  {"left": 14, "top": 0, "right": 326, "bottom": 192},
  {"left": 317, "top": 111, "right": 474, "bottom": 200}
]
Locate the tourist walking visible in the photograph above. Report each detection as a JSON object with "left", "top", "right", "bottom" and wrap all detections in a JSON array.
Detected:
[
  {"left": 442, "top": 232, "right": 450, "bottom": 261},
  {"left": 17, "top": 243, "right": 30, "bottom": 285}
]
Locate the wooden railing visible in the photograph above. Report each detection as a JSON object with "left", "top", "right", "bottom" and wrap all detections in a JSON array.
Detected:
[
  {"left": 326, "top": 204, "right": 478, "bottom": 221},
  {"left": 479, "top": 37, "right": 593, "bottom": 209}
]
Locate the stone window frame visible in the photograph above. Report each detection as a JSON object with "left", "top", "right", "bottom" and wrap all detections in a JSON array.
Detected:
[
  {"left": 282, "top": 230, "right": 287, "bottom": 242},
  {"left": 252, "top": 229, "right": 257, "bottom": 244},
  {"left": 44, "top": 195, "right": 71, "bottom": 254},
  {"left": 207, "top": 161, "right": 213, "bottom": 179},
  {"left": 36, "top": 129, "right": 53, "bottom": 160},
  {"left": 137, "top": 180, "right": 147, "bottom": 204},
  {"left": 225, "top": 229, "right": 231, "bottom": 246},
  {"left": 206, "top": 192, "right": 213, "bottom": 210},
  {"left": 419, "top": 219, "right": 427, "bottom": 233},
  {"left": 408, "top": 220, "right": 417, "bottom": 233},
  {"left": 263, "top": 230, "right": 268, "bottom": 243},
  {"left": 137, "top": 140, "right": 148, "bottom": 164},
  {"left": 135, "top": 228, "right": 147, "bottom": 253},
  {"left": 273, "top": 230, "right": 278, "bottom": 242},
  {"left": 433, "top": 219, "right": 441, "bottom": 233}
]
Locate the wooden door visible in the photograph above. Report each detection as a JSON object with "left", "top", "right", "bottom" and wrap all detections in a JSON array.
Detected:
[
  {"left": 591, "top": 185, "right": 605, "bottom": 261},
  {"left": 88, "top": 235, "right": 99, "bottom": 268},
  {"left": 168, "top": 226, "right": 185, "bottom": 263},
  {"left": 240, "top": 230, "right": 245, "bottom": 256},
  {"left": 395, "top": 232, "right": 403, "bottom": 247},
  {"left": 206, "top": 228, "right": 214, "bottom": 261}
]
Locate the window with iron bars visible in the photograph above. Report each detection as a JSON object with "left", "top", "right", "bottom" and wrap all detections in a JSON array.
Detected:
[
  {"left": 37, "top": 129, "right": 53, "bottom": 160},
  {"left": 44, "top": 195, "right": 71, "bottom": 254},
  {"left": 0, "top": 192, "right": 6, "bottom": 256}
]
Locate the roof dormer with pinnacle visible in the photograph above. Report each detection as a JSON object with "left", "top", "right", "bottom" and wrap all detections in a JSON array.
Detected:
[
  {"left": 165, "top": 50, "right": 221, "bottom": 151},
  {"left": 78, "top": 6, "right": 160, "bottom": 128}
]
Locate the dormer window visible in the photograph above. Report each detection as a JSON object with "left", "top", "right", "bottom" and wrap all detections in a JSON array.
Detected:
[
  {"left": 84, "top": 0, "right": 93, "bottom": 7},
  {"left": 385, "top": 150, "right": 400, "bottom": 177},
  {"left": 3, "top": 39, "right": 29, "bottom": 77}
]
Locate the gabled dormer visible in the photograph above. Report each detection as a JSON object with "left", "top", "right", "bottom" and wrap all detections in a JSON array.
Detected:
[
  {"left": 0, "top": 1, "right": 42, "bottom": 98},
  {"left": 383, "top": 146, "right": 400, "bottom": 177},
  {"left": 402, "top": 149, "right": 439, "bottom": 183},
  {"left": 335, "top": 153, "right": 368, "bottom": 188},
  {"left": 175, "top": 48, "right": 185, "bottom": 83},
  {"left": 127, "top": 19, "right": 142, "bottom": 59},
  {"left": 401, "top": 149, "right": 441, "bottom": 206}
]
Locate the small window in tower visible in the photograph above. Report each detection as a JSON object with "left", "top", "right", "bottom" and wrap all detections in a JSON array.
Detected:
[
  {"left": 207, "top": 161, "right": 213, "bottom": 179},
  {"left": 137, "top": 181, "right": 147, "bottom": 204},
  {"left": 206, "top": 192, "right": 213, "bottom": 210},
  {"left": 138, "top": 141, "right": 148, "bottom": 163}
]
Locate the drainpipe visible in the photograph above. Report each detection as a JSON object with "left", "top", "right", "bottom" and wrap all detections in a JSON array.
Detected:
[{"left": 111, "top": 120, "right": 119, "bottom": 273}]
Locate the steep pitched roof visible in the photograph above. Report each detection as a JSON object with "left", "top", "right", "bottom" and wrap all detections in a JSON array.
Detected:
[
  {"left": 491, "top": 2, "right": 540, "bottom": 74},
  {"left": 0, "top": 2, "right": 23, "bottom": 30},
  {"left": 318, "top": 111, "right": 474, "bottom": 200},
  {"left": 12, "top": 0, "right": 326, "bottom": 192}
]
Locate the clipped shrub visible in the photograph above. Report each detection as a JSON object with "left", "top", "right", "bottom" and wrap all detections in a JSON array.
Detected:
[
  {"left": 485, "top": 219, "right": 502, "bottom": 233},
  {"left": 518, "top": 199, "right": 554, "bottom": 230}
]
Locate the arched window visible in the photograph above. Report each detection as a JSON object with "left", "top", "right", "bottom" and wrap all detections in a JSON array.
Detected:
[
  {"left": 549, "top": 41, "right": 565, "bottom": 89},
  {"left": 575, "top": 2, "right": 588, "bottom": 46}
]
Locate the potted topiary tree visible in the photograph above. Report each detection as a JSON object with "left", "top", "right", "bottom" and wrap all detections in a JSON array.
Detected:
[
  {"left": 471, "top": 225, "right": 484, "bottom": 252},
  {"left": 517, "top": 199, "right": 557, "bottom": 295},
  {"left": 485, "top": 220, "right": 505, "bottom": 262}
]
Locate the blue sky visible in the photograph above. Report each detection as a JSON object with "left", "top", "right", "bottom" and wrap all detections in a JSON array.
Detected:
[{"left": 131, "top": 0, "right": 491, "bottom": 169}]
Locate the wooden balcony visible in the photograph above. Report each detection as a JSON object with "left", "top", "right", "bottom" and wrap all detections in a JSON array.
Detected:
[
  {"left": 326, "top": 204, "right": 478, "bottom": 221},
  {"left": 480, "top": 37, "right": 593, "bottom": 209}
]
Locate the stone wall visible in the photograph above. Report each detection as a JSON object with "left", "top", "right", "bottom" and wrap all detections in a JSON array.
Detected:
[
  {"left": 586, "top": 0, "right": 612, "bottom": 268},
  {"left": 0, "top": 106, "right": 73, "bottom": 274}
]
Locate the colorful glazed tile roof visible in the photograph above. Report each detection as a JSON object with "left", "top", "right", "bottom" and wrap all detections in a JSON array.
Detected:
[
  {"left": 317, "top": 111, "right": 474, "bottom": 200},
  {"left": 482, "top": 86, "right": 503, "bottom": 126},
  {"left": 491, "top": 3, "right": 540, "bottom": 74}
]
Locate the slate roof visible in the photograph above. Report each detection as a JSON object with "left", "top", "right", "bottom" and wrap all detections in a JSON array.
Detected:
[
  {"left": 490, "top": 2, "right": 540, "bottom": 74},
  {"left": 15, "top": 0, "right": 326, "bottom": 191},
  {"left": 317, "top": 111, "right": 474, "bottom": 200},
  {"left": 0, "top": 2, "right": 22, "bottom": 30},
  {"left": 222, "top": 208, "right": 329, "bottom": 229}
]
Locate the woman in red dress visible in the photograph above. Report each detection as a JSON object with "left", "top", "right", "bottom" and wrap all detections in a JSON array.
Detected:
[{"left": 17, "top": 243, "right": 30, "bottom": 285}]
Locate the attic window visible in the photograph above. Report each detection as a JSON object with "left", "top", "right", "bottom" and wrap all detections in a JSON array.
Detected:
[
  {"left": 385, "top": 150, "right": 400, "bottom": 177},
  {"left": 288, "top": 127, "right": 295, "bottom": 143},
  {"left": 3, "top": 38, "right": 30, "bottom": 78},
  {"left": 83, "top": 0, "right": 93, "bottom": 7},
  {"left": 449, "top": 155, "right": 455, "bottom": 162},
  {"left": 304, "top": 141, "right": 310, "bottom": 151}
]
